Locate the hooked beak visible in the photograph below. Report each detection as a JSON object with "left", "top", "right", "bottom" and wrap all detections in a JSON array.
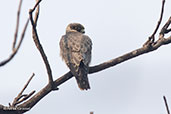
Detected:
[{"left": 81, "top": 29, "right": 85, "bottom": 34}]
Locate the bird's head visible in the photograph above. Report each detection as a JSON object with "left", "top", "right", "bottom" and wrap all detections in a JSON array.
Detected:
[{"left": 66, "top": 23, "right": 85, "bottom": 34}]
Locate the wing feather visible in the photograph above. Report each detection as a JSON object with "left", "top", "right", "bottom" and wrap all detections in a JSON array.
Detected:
[{"left": 59, "top": 32, "right": 92, "bottom": 90}]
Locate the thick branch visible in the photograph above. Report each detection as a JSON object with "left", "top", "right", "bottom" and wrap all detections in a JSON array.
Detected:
[
  {"left": 29, "top": 0, "right": 54, "bottom": 86},
  {"left": 89, "top": 37, "right": 171, "bottom": 73}
]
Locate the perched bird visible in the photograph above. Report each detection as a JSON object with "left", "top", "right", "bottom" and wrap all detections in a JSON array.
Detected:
[{"left": 59, "top": 23, "right": 92, "bottom": 90}]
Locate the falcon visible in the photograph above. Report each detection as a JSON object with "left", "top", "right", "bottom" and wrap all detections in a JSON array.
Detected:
[{"left": 59, "top": 23, "right": 92, "bottom": 90}]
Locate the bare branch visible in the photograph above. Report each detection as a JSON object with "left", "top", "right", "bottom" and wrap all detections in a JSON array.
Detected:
[
  {"left": 144, "top": 0, "right": 166, "bottom": 46},
  {"left": 14, "top": 91, "right": 36, "bottom": 106},
  {"left": 18, "top": 83, "right": 52, "bottom": 110},
  {"left": 0, "top": 0, "right": 29, "bottom": 67},
  {"left": 19, "top": 73, "right": 35, "bottom": 96},
  {"left": 34, "top": 0, "right": 40, "bottom": 27},
  {"left": 163, "top": 96, "right": 170, "bottom": 114},
  {"left": 13, "top": 0, "right": 23, "bottom": 50},
  {"left": 160, "top": 17, "right": 171, "bottom": 35},
  {"left": 150, "top": 0, "right": 165, "bottom": 38},
  {"left": 0, "top": 19, "right": 29, "bottom": 67},
  {"left": 32, "top": 0, "right": 42, "bottom": 12},
  {"left": 29, "top": 0, "right": 54, "bottom": 86},
  {"left": 12, "top": 73, "right": 35, "bottom": 106},
  {"left": 90, "top": 16, "right": 170, "bottom": 73}
]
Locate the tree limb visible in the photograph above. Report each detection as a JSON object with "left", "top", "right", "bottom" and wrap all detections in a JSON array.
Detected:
[
  {"left": 13, "top": 0, "right": 23, "bottom": 50},
  {"left": 0, "top": 19, "right": 29, "bottom": 67},
  {"left": 0, "top": 0, "right": 29, "bottom": 67},
  {"left": 90, "top": 16, "right": 171, "bottom": 73},
  {"left": 29, "top": 0, "right": 54, "bottom": 87},
  {"left": 150, "top": 0, "right": 165, "bottom": 39}
]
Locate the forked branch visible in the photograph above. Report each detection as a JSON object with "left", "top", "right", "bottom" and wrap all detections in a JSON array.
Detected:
[
  {"left": 29, "top": 0, "right": 54, "bottom": 86},
  {"left": 0, "top": 0, "right": 29, "bottom": 67},
  {"left": 12, "top": 73, "right": 35, "bottom": 107}
]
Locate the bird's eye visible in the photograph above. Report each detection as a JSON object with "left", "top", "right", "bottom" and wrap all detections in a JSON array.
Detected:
[{"left": 74, "top": 26, "right": 77, "bottom": 30}]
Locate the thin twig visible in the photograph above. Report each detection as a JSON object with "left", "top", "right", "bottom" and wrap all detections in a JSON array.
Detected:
[
  {"left": 15, "top": 91, "right": 36, "bottom": 106},
  {"left": 150, "top": 0, "right": 165, "bottom": 39},
  {"left": 16, "top": 94, "right": 28, "bottom": 101},
  {"left": 29, "top": 0, "right": 54, "bottom": 86},
  {"left": 13, "top": 0, "right": 23, "bottom": 50},
  {"left": 15, "top": 18, "right": 29, "bottom": 52},
  {"left": 163, "top": 96, "right": 170, "bottom": 114},
  {"left": 34, "top": 0, "right": 40, "bottom": 27},
  {"left": 18, "top": 73, "right": 35, "bottom": 96},
  {"left": 0, "top": 19, "right": 29, "bottom": 67},
  {"left": 12, "top": 73, "right": 35, "bottom": 106},
  {"left": 160, "top": 17, "right": 171, "bottom": 35},
  {"left": 32, "top": 0, "right": 42, "bottom": 12},
  {"left": 0, "top": 0, "right": 29, "bottom": 67},
  {"left": 143, "top": 0, "right": 166, "bottom": 47}
]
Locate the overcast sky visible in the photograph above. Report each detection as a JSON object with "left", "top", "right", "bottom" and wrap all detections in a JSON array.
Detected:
[{"left": 0, "top": 0, "right": 171, "bottom": 114}]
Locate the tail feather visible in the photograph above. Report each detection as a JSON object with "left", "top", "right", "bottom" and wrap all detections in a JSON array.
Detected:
[
  {"left": 68, "top": 61, "right": 90, "bottom": 90},
  {"left": 76, "top": 63, "right": 90, "bottom": 90}
]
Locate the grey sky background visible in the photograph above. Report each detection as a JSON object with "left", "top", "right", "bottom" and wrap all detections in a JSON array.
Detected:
[{"left": 0, "top": 0, "right": 171, "bottom": 114}]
